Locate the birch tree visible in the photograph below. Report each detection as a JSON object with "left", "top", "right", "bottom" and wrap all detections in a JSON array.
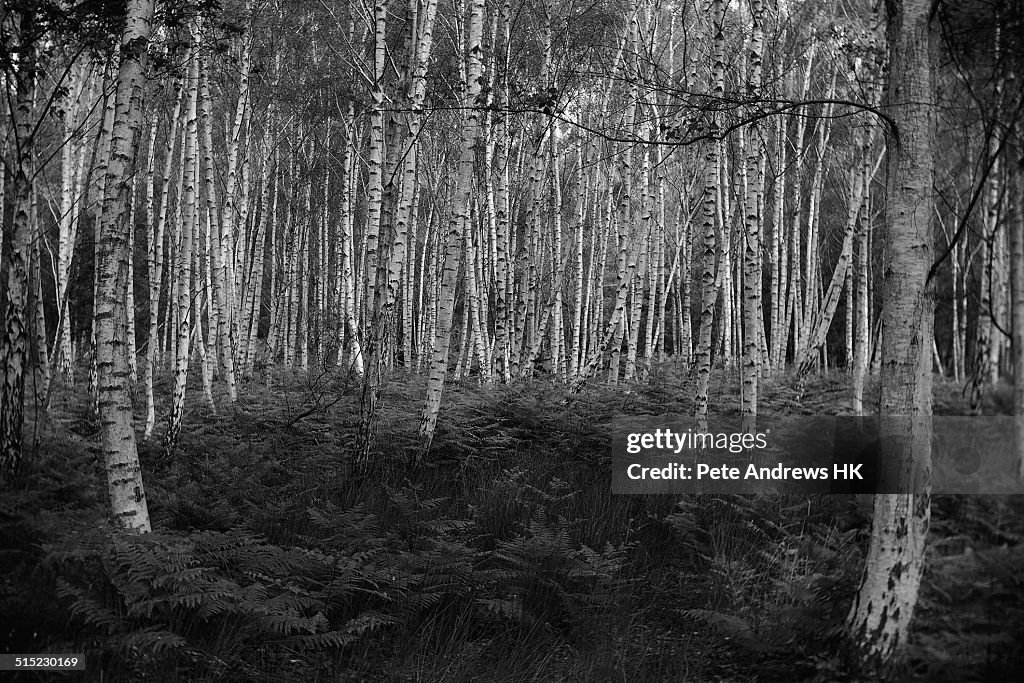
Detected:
[
  {"left": 212, "top": 3, "right": 252, "bottom": 403},
  {"left": 741, "top": 0, "right": 765, "bottom": 430},
  {"left": 694, "top": 0, "right": 725, "bottom": 433},
  {"left": 1010, "top": 149, "right": 1024, "bottom": 479},
  {"left": 419, "top": 0, "right": 485, "bottom": 450},
  {"left": 145, "top": 81, "right": 184, "bottom": 438},
  {"left": 167, "top": 23, "right": 202, "bottom": 453},
  {"left": 54, "top": 63, "right": 94, "bottom": 389},
  {"left": 0, "top": 7, "right": 38, "bottom": 478},
  {"left": 852, "top": 128, "right": 873, "bottom": 415},
  {"left": 847, "top": 0, "right": 936, "bottom": 666},
  {"left": 93, "top": 0, "right": 156, "bottom": 532}
]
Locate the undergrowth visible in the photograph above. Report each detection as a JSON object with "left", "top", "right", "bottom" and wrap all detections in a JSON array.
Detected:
[{"left": 1, "top": 364, "right": 1022, "bottom": 681}]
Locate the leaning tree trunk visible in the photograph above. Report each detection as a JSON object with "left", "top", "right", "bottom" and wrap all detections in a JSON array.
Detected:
[
  {"left": 847, "top": 0, "right": 936, "bottom": 668},
  {"left": 797, "top": 141, "right": 877, "bottom": 375},
  {"left": 419, "top": 0, "right": 485, "bottom": 451},
  {"left": 93, "top": 0, "right": 155, "bottom": 532}
]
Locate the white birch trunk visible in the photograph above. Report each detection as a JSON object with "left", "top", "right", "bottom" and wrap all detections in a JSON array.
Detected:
[
  {"left": 167, "top": 24, "right": 202, "bottom": 452},
  {"left": 847, "top": 0, "right": 936, "bottom": 665},
  {"left": 419, "top": 0, "right": 485, "bottom": 449},
  {"left": 94, "top": 0, "right": 156, "bottom": 532}
]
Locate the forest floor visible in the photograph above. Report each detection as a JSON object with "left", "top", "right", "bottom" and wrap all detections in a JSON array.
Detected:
[{"left": 2, "top": 362, "right": 1023, "bottom": 682}]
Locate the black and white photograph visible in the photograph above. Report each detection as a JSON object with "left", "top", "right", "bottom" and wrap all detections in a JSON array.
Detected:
[{"left": 1, "top": 0, "right": 1023, "bottom": 680}]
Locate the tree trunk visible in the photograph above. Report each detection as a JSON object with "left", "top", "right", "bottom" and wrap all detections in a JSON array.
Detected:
[
  {"left": 852, "top": 128, "right": 873, "bottom": 414},
  {"left": 363, "top": 0, "right": 388, "bottom": 332},
  {"left": 144, "top": 82, "right": 181, "bottom": 439},
  {"left": 356, "top": 0, "right": 440, "bottom": 459},
  {"left": 0, "top": 12, "right": 37, "bottom": 479},
  {"left": 419, "top": 0, "right": 484, "bottom": 450},
  {"left": 785, "top": 46, "right": 816, "bottom": 366},
  {"left": 167, "top": 24, "right": 202, "bottom": 453},
  {"left": 847, "top": 0, "right": 936, "bottom": 667},
  {"left": 492, "top": 3, "right": 512, "bottom": 382},
  {"left": 241, "top": 116, "right": 272, "bottom": 376},
  {"left": 54, "top": 63, "right": 93, "bottom": 389},
  {"left": 741, "top": 0, "right": 764, "bottom": 431},
  {"left": 1010, "top": 148, "right": 1024, "bottom": 479},
  {"left": 694, "top": 0, "right": 725, "bottom": 433},
  {"left": 210, "top": 14, "right": 250, "bottom": 401},
  {"left": 94, "top": 0, "right": 156, "bottom": 532},
  {"left": 769, "top": 100, "right": 785, "bottom": 370},
  {"left": 797, "top": 142, "right": 878, "bottom": 374}
]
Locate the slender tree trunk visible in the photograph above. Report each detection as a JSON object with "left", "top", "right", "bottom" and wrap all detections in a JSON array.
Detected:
[
  {"left": 625, "top": 137, "right": 652, "bottom": 382},
  {"left": 786, "top": 47, "right": 816, "bottom": 365},
  {"left": 30, "top": 195, "right": 50, "bottom": 398},
  {"left": 694, "top": 0, "right": 725, "bottom": 433},
  {"left": 770, "top": 110, "right": 787, "bottom": 370},
  {"left": 606, "top": 19, "right": 640, "bottom": 385},
  {"left": 210, "top": 16, "right": 249, "bottom": 401},
  {"left": 240, "top": 117, "right": 271, "bottom": 376},
  {"left": 492, "top": 3, "right": 512, "bottom": 382},
  {"left": 852, "top": 128, "right": 873, "bottom": 414},
  {"left": 167, "top": 24, "right": 202, "bottom": 453},
  {"left": 717, "top": 140, "right": 733, "bottom": 367},
  {"left": 550, "top": 131, "right": 565, "bottom": 381},
  {"left": 199, "top": 57, "right": 235, "bottom": 404},
  {"left": 125, "top": 181, "right": 138, "bottom": 387},
  {"left": 403, "top": 187, "right": 416, "bottom": 370},
  {"left": 570, "top": 145, "right": 586, "bottom": 379},
  {"left": 296, "top": 182, "right": 311, "bottom": 371},
  {"left": 678, "top": 210, "right": 693, "bottom": 361},
  {"left": 281, "top": 151, "right": 297, "bottom": 370},
  {"left": 144, "top": 82, "right": 181, "bottom": 438},
  {"left": 54, "top": 63, "right": 93, "bottom": 389},
  {"left": 741, "top": 0, "right": 764, "bottom": 431},
  {"left": 947, "top": 212, "right": 962, "bottom": 382},
  {"left": 196, "top": 212, "right": 216, "bottom": 412},
  {"left": 363, "top": 0, "right": 388, "bottom": 332}
]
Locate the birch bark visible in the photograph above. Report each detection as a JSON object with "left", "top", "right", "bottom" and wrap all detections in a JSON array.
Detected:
[
  {"left": 847, "top": 0, "right": 936, "bottom": 666},
  {"left": 94, "top": 0, "right": 156, "bottom": 531}
]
